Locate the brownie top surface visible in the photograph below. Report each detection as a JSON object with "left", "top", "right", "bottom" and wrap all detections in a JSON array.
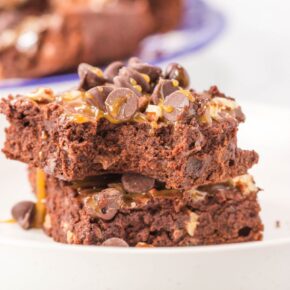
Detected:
[{"left": 3, "top": 58, "right": 245, "bottom": 128}]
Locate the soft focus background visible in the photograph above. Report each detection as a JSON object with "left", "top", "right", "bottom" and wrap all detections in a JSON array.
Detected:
[{"left": 175, "top": 0, "right": 290, "bottom": 107}]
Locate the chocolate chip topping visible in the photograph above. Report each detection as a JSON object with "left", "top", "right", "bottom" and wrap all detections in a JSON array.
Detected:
[
  {"left": 86, "top": 86, "right": 113, "bottom": 111},
  {"left": 128, "top": 57, "right": 162, "bottom": 82},
  {"left": 105, "top": 88, "right": 138, "bottom": 121},
  {"left": 84, "top": 188, "right": 123, "bottom": 221},
  {"left": 101, "top": 237, "right": 129, "bottom": 247},
  {"left": 78, "top": 63, "right": 107, "bottom": 90},
  {"left": 163, "top": 91, "right": 190, "bottom": 122},
  {"left": 121, "top": 173, "right": 155, "bottom": 194},
  {"left": 113, "top": 75, "right": 142, "bottom": 96},
  {"left": 20, "top": 58, "right": 239, "bottom": 127},
  {"left": 119, "top": 67, "right": 151, "bottom": 93},
  {"left": 165, "top": 63, "right": 190, "bottom": 88},
  {"left": 104, "top": 61, "right": 125, "bottom": 82},
  {"left": 11, "top": 201, "right": 35, "bottom": 230},
  {"left": 151, "top": 79, "right": 179, "bottom": 104}
]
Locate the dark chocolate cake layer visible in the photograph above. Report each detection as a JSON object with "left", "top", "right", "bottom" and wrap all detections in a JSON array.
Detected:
[
  {"left": 28, "top": 169, "right": 263, "bottom": 247},
  {"left": 148, "top": 0, "right": 183, "bottom": 32}
]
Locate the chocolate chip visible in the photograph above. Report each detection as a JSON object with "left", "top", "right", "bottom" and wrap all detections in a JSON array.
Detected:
[
  {"left": 86, "top": 86, "right": 114, "bottom": 111},
  {"left": 127, "top": 57, "right": 140, "bottom": 66},
  {"left": 165, "top": 63, "right": 190, "bottom": 88},
  {"left": 119, "top": 67, "right": 151, "bottom": 92},
  {"left": 151, "top": 79, "right": 179, "bottom": 104},
  {"left": 101, "top": 237, "right": 129, "bottom": 247},
  {"left": 113, "top": 75, "right": 142, "bottom": 96},
  {"left": 105, "top": 88, "right": 138, "bottom": 121},
  {"left": 185, "top": 157, "right": 203, "bottom": 176},
  {"left": 121, "top": 173, "right": 155, "bottom": 194},
  {"left": 73, "top": 174, "right": 121, "bottom": 191},
  {"left": 78, "top": 63, "right": 107, "bottom": 90},
  {"left": 163, "top": 91, "right": 190, "bottom": 121},
  {"left": 11, "top": 201, "right": 35, "bottom": 230},
  {"left": 84, "top": 188, "right": 123, "bottom": 221},
  {"left": 128, "top": 57, "right": 162, "bottom": 82},
  {"left": 104, "top": 61, "right": 125, "bottom": 82}
]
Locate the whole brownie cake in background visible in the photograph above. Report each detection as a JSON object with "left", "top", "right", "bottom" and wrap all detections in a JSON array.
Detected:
[
  {"left": 0, "top": 0, "right": 184, "bottom": 79},
  {"left": 0, "top": 0, "right": 47, "bottom": 32},
  {"left": 1, "top": 58, "right": 263, "bottom": 247},
  {"left": 0, "top": 59, "right": 258, "bottom": 189}
]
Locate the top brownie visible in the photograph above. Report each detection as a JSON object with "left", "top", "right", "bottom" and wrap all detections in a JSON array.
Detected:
[{"left": 0, "top": 58, "right": 258, "bottom": 189}]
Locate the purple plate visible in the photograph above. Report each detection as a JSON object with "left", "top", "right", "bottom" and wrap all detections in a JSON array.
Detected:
[{"left": 0, "top": 0, "right": 225, "bottom": 89}]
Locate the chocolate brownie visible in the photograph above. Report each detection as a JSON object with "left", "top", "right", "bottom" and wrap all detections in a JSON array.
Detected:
[
  {"left": 0, "top": 1, "right": 154, "bottom": 78},
  {"left": 148, "top": 0, "right": 183, "bottom": 32},
  {"left": 0, "top": 0, "right": 47, "bottom": 13},
  {"left": 0, "top": 0, "right": 184, "bottom": 79},
  {"left": 28, "top": 168, "right": 263, "bottom": 246},
  {"left": 0, "top": 59, "right": 258, "bottom": 189}
]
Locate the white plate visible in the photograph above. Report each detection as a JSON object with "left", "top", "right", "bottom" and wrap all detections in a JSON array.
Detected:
[{"left": 0, "top": 101, "right": 289, "bottom": 290}]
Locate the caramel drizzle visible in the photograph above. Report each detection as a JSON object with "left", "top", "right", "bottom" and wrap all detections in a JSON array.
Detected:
[
  {"left": 58, "top": 86, "right": 194, "bottom": 126},
  {"left": 33, "top": 168, "right": 46, "bottom": 228},
  {"left": 0, "top": 218, "right": 16, "bottom": 224}
]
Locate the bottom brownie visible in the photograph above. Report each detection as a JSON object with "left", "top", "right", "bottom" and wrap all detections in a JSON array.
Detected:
[{"left": 29, "top": 169, "right": 263, "bottom": 247}]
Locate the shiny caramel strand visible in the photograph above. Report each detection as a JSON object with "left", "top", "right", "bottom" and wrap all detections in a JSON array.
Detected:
[{"left": 33, "top": 168, "right": 46, "bottom": 228}]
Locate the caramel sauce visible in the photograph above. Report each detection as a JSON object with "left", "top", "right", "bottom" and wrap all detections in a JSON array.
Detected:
[
  {"left": 129, "top": 78, "right": 137, "bottom": 86},
  {"left": 92, "top": 67, "right": 104, "bottom": 78},
  {"left": 179, "top": 89, "right": 195, "bottom": 102},
  {"left": 133, "top": 85, "right": 142, "bottom": 93},
  {"left": 0, "top": 218, "right": 16, "bottom": 224},
  {"left": 57, "top": 86, "right": 195, "bottom": 126},
  {"left": 141, "top": 73, "right": 150, "bottom": 83},
  {"left": 33, "top": 168, "right": 46, "bottom": 228},
  {"left": 109, "top": 96, "right": 127, "bottom": 118},
  {"left": 172, "top": 79, "right": 179, "bottom": 87},
  {"left": 162, "top": 105, "right": 174, "bottom": 113}
]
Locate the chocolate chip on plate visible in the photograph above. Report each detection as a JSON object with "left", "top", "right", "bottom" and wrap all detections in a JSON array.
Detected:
[
  {"left": 121, "top": 173, "right": 155, "bottom": 194},
  {"left": 86, "top": 86, "right": 114, "bottom": 111},
  {"left": 11, "top": 201, "right": 35, "bottom": 230},
  {"left": 78, "top": 63, "right": 107, "bottom": 90},
  {"left": 163, "top": 91, "right": 190, "bottom": 122},
  {"left": 104, "top": 61, "right": 125, "bottom": 82},
  {"left": 165, "top": 63, "right": 190, "bottom": 89},
  {"left": 105, "top": 88, "right": 138, "bottom": 121},
  {"left": 84, "top": 188, "right": 123, "bottom": 221},
  {"left": 151, "top": 79, "right": 179, "bottom": 104},
  {"left": 101, "top": 237, "right": 129, "bottom": 247}
]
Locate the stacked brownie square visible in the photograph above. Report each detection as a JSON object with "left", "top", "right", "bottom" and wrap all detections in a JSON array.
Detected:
[{"left": 0, "top": 58, "right": 263, "bottom": 247}]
